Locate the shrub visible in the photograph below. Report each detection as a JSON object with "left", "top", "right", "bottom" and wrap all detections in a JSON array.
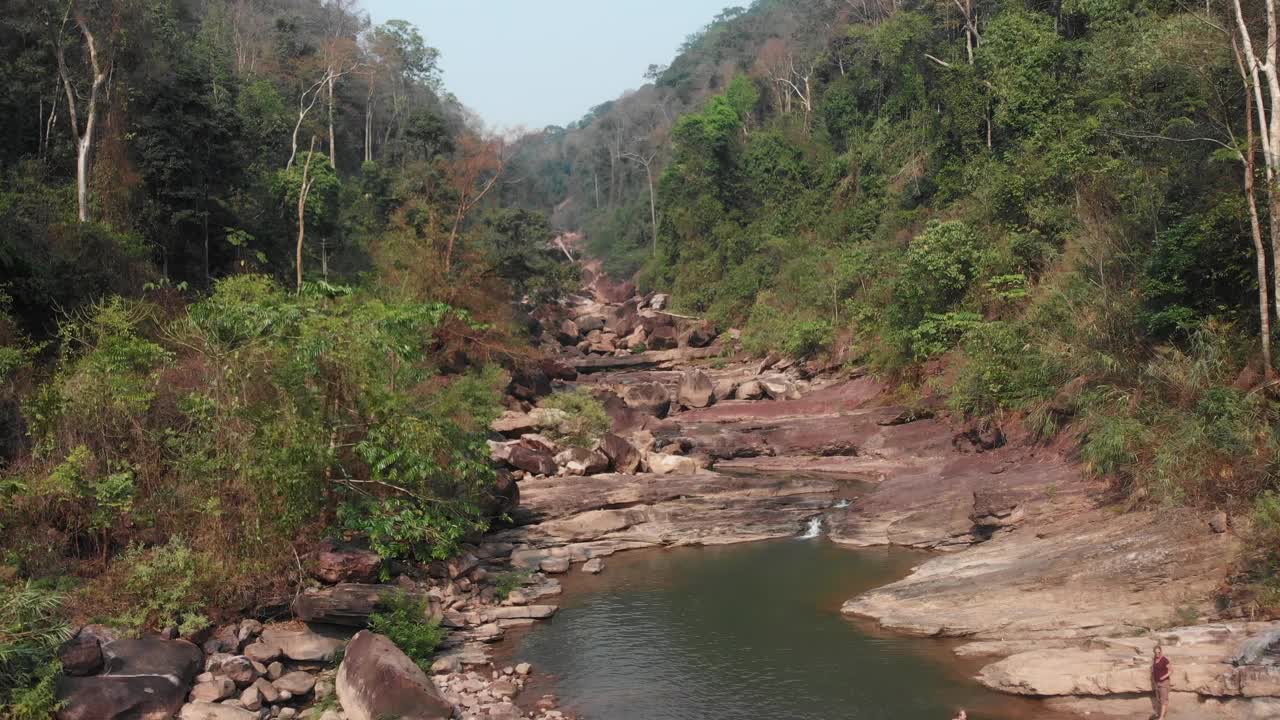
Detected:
[
  {"left": 110, "top": 538, "right": 211, "bottom": 633},
  {"left": 949, "top": 321, "right": 1061, "bottom": 416},
  {"left": 0, "top": 582, "right": 70, "bottom": 719},
  {"left": 540, "top": 389, "right": 610, "bottom": 449},
  {"left": 367, "top": 591, "right": 444, "bottom": 671},
  {"left": 783, "top": 320, "right": 834, "bottom": 359}
]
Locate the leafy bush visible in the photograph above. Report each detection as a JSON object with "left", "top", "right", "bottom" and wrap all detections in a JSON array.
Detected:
[
  {"left": 540, "top": 389, "right": 610, "bottom": 449},
  {"left": 949, "top": 321, "right": 1062, "bottom": 416},
  {"left": 0, "top": 582, "right": 70, "bottom": 719},
  {"left": 367, "top": 591, "right": 444, "bottom": 671},
  {"left": 783, "top": 320, "right": 834, "bottom": 359},
  {"left": 111, "top": 538, "right": 211, "bottom": 633}
]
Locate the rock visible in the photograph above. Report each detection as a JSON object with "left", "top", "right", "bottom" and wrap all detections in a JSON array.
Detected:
[
  {"left": 178, "top": 703, "right": 258, "bottom": 720},
  {"left": 622, "top": 327, "right": 647, "bottom": 350},
  {"left": 677, "top": 370, "right": 716, "bottom": 409},
  {"left": 621, "top": 383, "right": 670, "bottom": 418},
  {"left": 581, "top": 558, "right": 605, "bottom": 574},
  {"left": 598, "top": 433, "right": 641, "bottom": 473},
  {"left": 491, "top": 679, "right": 519, "bottom": 698},
  {"left": 736, "top": 380, "right": 765, "bottom": 400},
  {"left": 678, "top": 324, "right": 715, "bottom": 348},
  {"left": 242, "top": 642, "right": 280, "bottom": 664},
  {"left": 336, "top": 631, "right": 453, "bottom": 720},
  {"left": 217, "top": 656, "right": 260, "bottom": 686},
  {"left": 490, "top": 411, "right": 540, "bottom": 436},
  {"left": 202, "top": 625, "right": 241, "bottom": 655},
  {"left": 314, "top": 543, "right": 382, "bottom": 584},
  {"left": 712, "top": 379, "right": 738, "bottom": 401},
  {"left": 515, "top": 663, "right": 532, "bottom": 676},
  {"left": 970, "top": 487, "right": 1029, "bottom": 530},
  {"left": 505, "top": 445, "right": 558, "bottom": 477},
  {"left": 507, "top": 366, "right": 552, "bottom": 402},
  {"left": 1211, "top": 511, "right": 1230, "bottom": 533},
  {"left": 57, "top": 638, "right": 204, "bottom": 720},
  {"left": 271, "top": 672, "right": 316, "bottom": 696},
  {"left": 252, "top": 677, "right": 279, "bottom": 704},
  {"left": 555, "top": 319, "right": 580, "bottom": 345},
  {"left": 483, "top": 469, "right": 520, "bottom": 518},
  {"left": 486, "top": 605, "right": 559, "bottom": 620},
  {"left": 554, "top": 447, "right": 609, "bottom": 476},
  {"left": 260, "top": 625, "right": 348, "bottom": 662},
  {"left": 430, "top": 656, "right": 461, "bottom": 674},
  {"left": 757, "top": 374, "right": 793, "bottom": 400},
  {"left": 544, "top": 509, "right": 633, "bottom": 540},
  {"left": 1234, "top": 627, "right": 1280, "bottom": 666},
  {"left": 266, "top": 662, "right": 284, "bottom": 680},
  {"left": 239, "top": 684, "right": 262, "bottom": 712},
  {"left": 646, "top": 326, "right": 678, "bottom": 350},
  {"left": 953, "top": 419, "right": 1005, "bottom": 452},
  {"left": 644, "top": 452, "right": 701, "bottom": 475},
  {"left": 576, "top": 314, "right": 606, "bottom": 333},
  {"left": 540, "top": 557, "right": 570, "bottom": 574},
  {"left": 59, "top": 633, "right": 104, "bottom": 676},
  {"left": 190, "top": 677, "right": 236, "bottom": 703},
  {"left": 649, "top": 294, "right": 669, "bottom": 310}
]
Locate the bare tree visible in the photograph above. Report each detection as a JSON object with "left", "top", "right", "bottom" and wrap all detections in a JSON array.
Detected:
[
  {"left": 621, "top": 150, "right": 659, "bottom": 255},
  {"left": 755, "top": 39, "right": 813, "bottom": 128},
  {"left": 296, "top": 138, "right": 319, "bottom": 293},
  {"left": 55, "top": 1, "right": 109, "bottom": 223},
  {"left": 444, "top": 135, "right": 506, "bottom": 272}
]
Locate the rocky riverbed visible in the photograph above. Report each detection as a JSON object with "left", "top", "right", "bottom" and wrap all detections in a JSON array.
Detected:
[{"left": 53, "top": 263, "right": 1280, "bottom": 720}]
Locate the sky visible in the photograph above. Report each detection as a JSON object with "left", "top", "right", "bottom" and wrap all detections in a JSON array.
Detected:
[{"left": 362, "top": 0, "right": 733, "bottom": 131}]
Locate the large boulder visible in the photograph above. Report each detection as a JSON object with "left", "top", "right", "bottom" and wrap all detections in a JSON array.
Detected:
[
  {"left": 293, "top": 585, "right": 422, "bottom": 627},
  {"left": 599, "top": 433, "right": 641, "bottom": 473},
  {"left": 594, "top": 279, "right": 636, "bottom": 304},
  {"left": 621, "top": 383, "right": 671, "bottom": 418},
  {"left": 59, "top": 633, "right": 104, "bottom": 677},
  {"left": 56, "top": 638, "right": 203, "bottom": 720},
  {"left": 737, "top": 380, "right": 765, "bottom": 400},
  {"left": 604, "top": 304, "right": 639, "bottom": 337},
  {"left": 554, "top": 447, "right": 610, "bottom": 476},
  {"left": 482, "top": 469, "right": 520, "bottom": 517},
  {"left": 178, "top": 703, "right": 257, "bottom": 720},
  {"left": 336, "top": 631, "right": 453, "bottom": 720},
  {"left": 644, "top": 452, "right": 702, "bottom": 475},
  {"left": 313, "top": 543, "right": 381, "bottom": 584},
  {"left": 646, "top": 326, "right": 678, "bottom": 350},
  {"left": 576, "top": 314, "right": 606, "bottom": 333},
  {"left": 677, "top": 370, "right": 716, "bottom": 409},
  {"left": 505, "top": 445, "right": 558, "bottom": 476},
  {"left": 258, "top": 625, "right": 346, "bottom": 663},
  {"left": 555, "top": 319, "right": 580, "bottom": 345},
  {"left": 679, "top": 323, "right": 715, "bottom": 348}
]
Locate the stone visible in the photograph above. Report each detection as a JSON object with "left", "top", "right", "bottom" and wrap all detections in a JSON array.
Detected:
[
  {"left": 677, "top": 370, "right": 715, "bottom": 409},
  {"left": 57, "top": 638, "right": 204, "bottom": 720},
  {"left": 260, "top": 626, "right": 347, "bottom": 663},
  {"left": 646, "top": 325, "right": 678, "bottom": 350},
  {"left": 218, "top": 656, "right": 260, "bottom": 686},
  {"left": 178, "top": 703, "right": 258, "bottom": 720},
  {"left": 554, "top": 447, "right": 609, "bottom": 476},
  {"left": 239, "top": 685, "right": 262, "bottom": 712},
  {"left": 581, "top": 558, "right": 605, "bottom": 574},
  {"left": 293, "top": 584, "right": 426, "bottom": 627},
  {"left": 576, "top": 314, "right": 606, "bottom": 333},
  {"left": 515, "top": 663, "right": 532, "bottom": 676},
  {"left": 490, "top": 411, "right": 540, "bottom": 436},
  {"left": 266, "top": 662, "right": 284, "bottom": 680},
  {"left": 649, "top": 294, "right": 669, "bottom": 310},
  {"left": 644, "top": 452, "right": 701, "bottom": 475},
  {"left": 336, "top": 631, "right": 453, "bottom": 720},
  {"left": 491, "top": 679, "right": 519, "bottom": 698},
  {"left": 59, "top": 633, "right": 104, "bottom": 676},
  {"left": 598, "top": 433, "right": 641, "bottom": 473},
  {"left": 1211, "top": 511, "right": 1230, "bottom": 533},
  {"left": 202, "top": 625, "right": 241, "bottom": 655},
  {"left": 712, "top": 379, "right": 739, "bottom": 401},
  {"left": 736, "top": 380, "right": 765, "bottom": 400},
  {"left": 505, "top": 445, "right": 558, "bottom": 477},
  {"left": 191, "top": 677, "right": 237, "bottom": 702},
  {"left": 272, "top": 671, "right": 317, "bottom": 696},
  {"left": 485, "top": 606, "right": 558, "bottom": 620},
  {"left": 757, "top": 374, "right": 793, "bottom": 400},
  {"left": 555, "top": 319, "right": 580, "bottom": 345},
  {"left": 242, "top": 641, "right": 281, "bottom": 664},
  {"left": 314, "top": 543, "right": 382, "bottom": 584},
  {"left": 252, "top": 678, "right": 279, "bottom": 704},
  {"left": 621, "top": 383, "right": 670, "bottom": 418},
  {"left": 970, "top": 487, "right": 1029, "bottom": 530},
  {"left": 430, "top": 656, "right": 461, "bottom": 674},
  {"left": 544, "top": 508, "right": 632, "bottom": 540},
  {"left": 540, "top": 557, "right": 570, "bottom": 574}
]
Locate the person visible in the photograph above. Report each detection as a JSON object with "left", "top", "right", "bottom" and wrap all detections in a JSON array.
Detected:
[
  {"left": 1151, "top": 644, "right": 1172, "bottom": 720},
  {"left": 951, "top": 710, "right": 967, "bottom": 720}
]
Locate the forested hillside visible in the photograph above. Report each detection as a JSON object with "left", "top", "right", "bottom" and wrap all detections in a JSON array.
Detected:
[
  {"left": 0, "top": 1, "right": 573, "bottom": 713},
  {"left": 513, "top": 0, "right": 1280, "bottom": 603}
]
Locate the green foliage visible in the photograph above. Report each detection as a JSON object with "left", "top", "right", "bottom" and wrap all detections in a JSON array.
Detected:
[
  {"left": 949, "top": 321, "right": 1062, "bottom": 415},
  {"left": 0, "top": 583, "right": 70, "bottom": 718},
  {"left": 492, "top": 571, "right": 529, "bottom": 602},
  {"left": 367, "top": 591, "right": 444, "bottom": 671},
  {"left": 112, "top": 538, "right": 211, "bottom": 633},
  {"left": 540, "top": 389, "right": 611, "bottom": 449},
  {"left": 477, "top": 208, "right": 576, "bottom": 305}
]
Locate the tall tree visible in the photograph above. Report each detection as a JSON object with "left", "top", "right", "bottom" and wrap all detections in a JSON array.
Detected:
[{"left": 55, "top": 0, "right": 110, "bottom": 222}]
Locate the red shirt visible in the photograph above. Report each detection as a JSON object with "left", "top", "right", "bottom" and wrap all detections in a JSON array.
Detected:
[{"left": 1152, "top": 655, "right": 1170, "bottom": 684}]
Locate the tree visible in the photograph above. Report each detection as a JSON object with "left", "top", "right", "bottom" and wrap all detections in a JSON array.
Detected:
[
  {"left": 54, "top": 0, "right": 110, "bottom": 223},
  {"left": 621, "top": 150, "right": 658, "bottom": 255},
  {"left": 444, "top": 135, "right": 505, "bottom": 272}
]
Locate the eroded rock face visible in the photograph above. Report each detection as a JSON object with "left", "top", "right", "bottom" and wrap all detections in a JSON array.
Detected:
[
  {"left": 336, "top": 631, "right": 453, "bottom": 720},
  {"left": 599, "top": 433, "right": 641, "bottom": 473}
]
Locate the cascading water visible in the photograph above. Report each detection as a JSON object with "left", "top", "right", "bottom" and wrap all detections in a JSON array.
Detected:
[
  {"left": 833, "top": 499, "right": 850, "bottom": 509},
  {"left": 798, "top": 515, "right": 823, "bottom": 539}
]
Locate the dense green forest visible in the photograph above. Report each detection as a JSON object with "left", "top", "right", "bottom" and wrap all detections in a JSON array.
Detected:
[
  {"left": 0, "top": 0, "right": 576, "bottom": 713},
  {"left": 511, "top": 0, "right": 1280, "bottom": 602}
]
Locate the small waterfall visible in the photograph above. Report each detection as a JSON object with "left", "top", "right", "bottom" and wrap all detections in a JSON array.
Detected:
[
  {"left": 833, "top": 499, "right": 850, "bottom": 509},
  {"left": 798, "top": 515, "right": 823, "bottom": 539}
]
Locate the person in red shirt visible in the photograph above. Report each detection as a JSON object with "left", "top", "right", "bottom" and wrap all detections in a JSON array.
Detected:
[{"left": 1151, "top": 644, "right": 1172, "bottom": 719}]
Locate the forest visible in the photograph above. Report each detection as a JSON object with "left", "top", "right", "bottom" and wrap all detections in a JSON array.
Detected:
[{"left": 5, "top": 0, "right": 1280, "bottom": 715}]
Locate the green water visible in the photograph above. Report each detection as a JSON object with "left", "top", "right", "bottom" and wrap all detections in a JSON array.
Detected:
[{"left": 512, "top": 539, "right": 1062, "bottom": 720}]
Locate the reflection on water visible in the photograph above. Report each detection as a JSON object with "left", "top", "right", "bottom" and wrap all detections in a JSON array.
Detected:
[{"left": 513, "top": 539, "right": 1063, "bottom": 720}]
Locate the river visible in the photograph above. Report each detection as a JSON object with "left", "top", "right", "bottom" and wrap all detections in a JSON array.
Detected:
[{"left": 506, "top": 538, "right": 1072, "bottom": 720}]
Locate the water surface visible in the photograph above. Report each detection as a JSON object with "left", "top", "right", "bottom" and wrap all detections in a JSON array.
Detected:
[{"left": 512, "top": 539, "right": 1065, "bottom": 720}]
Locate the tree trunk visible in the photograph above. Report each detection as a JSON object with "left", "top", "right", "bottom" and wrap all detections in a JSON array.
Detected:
[
  {"left": 57, "top": 6, "right": 108, "bottom": 223},
  {"left": 646, "top": 164, "right": 657, "bottom": 256},
  {"left": 327, "top": 72, "right": 337, "bottom": 168},
  {"left": 296, "top": 139, "right": 317, "bottom": 293}
]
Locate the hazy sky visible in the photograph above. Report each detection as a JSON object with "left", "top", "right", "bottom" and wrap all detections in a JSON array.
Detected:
[{"left": 362, "top": 0, "right": 733, "bottom": 131}]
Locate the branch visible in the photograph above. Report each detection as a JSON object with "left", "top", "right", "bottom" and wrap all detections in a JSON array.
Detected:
[
  {"left": 924, "top": 53, "right": 953, "bottom": 68},
  {"left": 1107, "top": 128, "right": 1236, "bottom": 152}
]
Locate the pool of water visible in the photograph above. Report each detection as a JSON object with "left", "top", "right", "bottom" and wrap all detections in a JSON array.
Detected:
[{"left": 510, "top": 539, "right": 1066, "bottom": 720}]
